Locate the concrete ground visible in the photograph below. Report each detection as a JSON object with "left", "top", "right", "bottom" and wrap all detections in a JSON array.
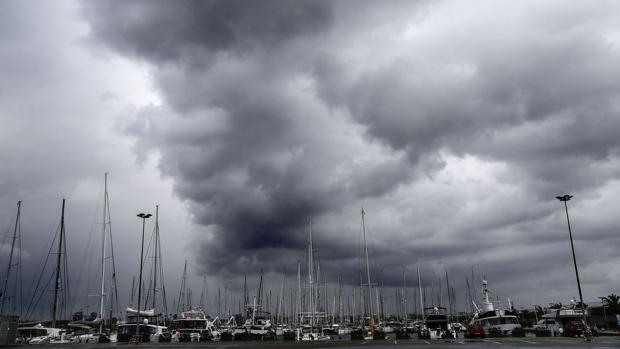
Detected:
[{"left": 24, "top": 336, "right": 620, "bottom": 349}]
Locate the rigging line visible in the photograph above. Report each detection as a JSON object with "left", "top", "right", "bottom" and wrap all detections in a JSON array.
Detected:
[
  {"left": 24, "top": 223, "right": 59, "bottom": 320},
  {"left": 26, "top": 268, "right": 56, "bottom": 321},
  {"left": 106, "top": 202, "right": 120, "bottom": 316},
  {"left": 62, "top": 223, "right": 71, "bottom": 316},
  {"left": 157, "top": 221, "right": 168, "bottom": 315},
  {"left": 71, "top": 183, "right": 103, "bottom": 312},
  {"left": 142, "top": 226, "right": 157, "bottom": 308},
  {"left": 16, "top": 206, "right": 23, "bottom": 317},
  {"left": 26, "top": 215, "right": 59, "bottom": 301},
  {"left": 0, "top": 202, "right": 20, "bottom": 314}
]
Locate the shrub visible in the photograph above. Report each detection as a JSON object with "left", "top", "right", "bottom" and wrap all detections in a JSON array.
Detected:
[{"left": 488, "top": 327, "right": 503, "bottom": 338}]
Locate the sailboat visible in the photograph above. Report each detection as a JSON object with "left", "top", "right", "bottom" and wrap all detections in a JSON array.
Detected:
[
  {"left": 18, "top": 199, "right": 70, "bottom": 344},
  {"left": 416, "top": 266, "right": 454, "bottom": 340},
  {"left": 297, "top": 219, "right": 329, "bottom": 341},
  {"left": 69, "top": 173, "right": 117, "bottom": 343},
  {"left": 351, "top": 208, "right": 384, "bottom": 341},
  {"left": 1, "top": 201, "right": 23, "bottom": 316},
  {"left": 117, "top": 205, "right": 169, "bottom": 342}
]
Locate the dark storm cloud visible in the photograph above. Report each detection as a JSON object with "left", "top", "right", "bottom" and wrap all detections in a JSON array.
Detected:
[
  {"left": 83, "top": 0, "right": 332, "bottom": 67},
  {"left": 83, "top": 0, "right": 620, "bottom": 303}
]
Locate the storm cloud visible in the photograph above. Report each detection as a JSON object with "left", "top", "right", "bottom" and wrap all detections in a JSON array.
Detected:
[{"left": 13, "top": 0, "right": 615, "bottom": 307}]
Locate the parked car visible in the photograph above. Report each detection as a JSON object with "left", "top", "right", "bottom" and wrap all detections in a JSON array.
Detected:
[
  {"left": 534, "top": 319, "right": 563, "bottom": 335},
  {"left": 563, "top": 320, "right": 587, "bottom": 337},
  {"left": 465, "top": 324, "right": 485, "bottom": 338}
]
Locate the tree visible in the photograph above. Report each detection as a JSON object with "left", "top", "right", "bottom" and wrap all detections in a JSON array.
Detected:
[
  {"left": 535, "top": 305, "right": 545, "bottom": 317},
  {"left": 549, "top": 302, "right": 562, "bottom": 309},
  {"left": 599, "top": 293, "right": 620, "bottom": 315}
]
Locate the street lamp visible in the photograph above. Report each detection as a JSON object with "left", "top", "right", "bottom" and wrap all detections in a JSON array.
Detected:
[
  {"left": 556, "top": 194, "right": 590, "bottom": 340},
  {"left": 136, "top": 212, "right": 152, "bottom": 343}
]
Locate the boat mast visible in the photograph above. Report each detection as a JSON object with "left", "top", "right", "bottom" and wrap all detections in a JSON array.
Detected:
[
  {"left": 308, "top": 218, "right": 315, "bottom": 331},
  {"left": 277, "top": 273, "right": 285, "bottom": 324},
  {"left": 152, "top": 205, "right": 159, "bottom": 310},
  {"left": 154, "top": 207, "right": 168, "bottom": 316},
  {"left": 361, "top": 208, "right": 374, "bottom": 333},
  {"left": 445, "top": 269, "right": 451, "bottom": 322},
  {"left": 337, "top": 275, "right": 342, "bottom": 324},
  {"left": 242, "top": 274, "right": 248, "bottom": 317},
  {"left": 177, "top": 260, "right": 187, "bottom": 314},
  {"left": 99, "top": 173, "right": 108, "bottom": 333},
  {"left": 130, "top": 276, "right": 136, "bottom": 307},
  {"left": 402, "top": 267, "right": 407, "bottom": 324},
  {"left": 417, "top": 265, "right": 423, "bottom": 320},
  {"left": 257, "top": 270, "right": 264, "bottom": 315},
  {"left": 107, "top": 196, "right": 119, "bottom": 329},
  {"left": 52, "top": 198, "right": 66, "bottom": 329},
  {"left": 0, "top": 201, "right": 21, "bottom": 314},
  {"left": 296, "top": 262, "right": 301, "bottom": 327},
  {"left": 199, "top": 276, "right": 207, "bottom": 311}
]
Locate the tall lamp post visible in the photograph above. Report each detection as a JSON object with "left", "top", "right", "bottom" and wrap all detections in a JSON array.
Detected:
[
  {"left": 556, "top": 194, "right": 590, "bottom": 340},
  {"left": 136, "top": 213, "right": 152, "bottom": 342}
]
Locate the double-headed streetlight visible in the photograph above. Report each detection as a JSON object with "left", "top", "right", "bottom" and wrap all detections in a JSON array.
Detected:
[
  {"left": 136, "top": 212, "right": 152, "bottom": 343},
  {"left": 556, "top": 194, "right": 590, "bottom": 340}
]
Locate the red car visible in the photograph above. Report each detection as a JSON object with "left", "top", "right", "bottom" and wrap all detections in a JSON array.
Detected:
[
  {"left": 465, "top": 324, "right": 485, "bottom": 338},
  {"left": 564, "top": 321, "right": 587, "bottom": 337}
]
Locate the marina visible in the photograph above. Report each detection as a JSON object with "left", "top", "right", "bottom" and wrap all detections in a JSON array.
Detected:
[
  {"left": 1, "top": 175, "right": 618, "bottom": 345},
  {"left": 2, "top": 1, "right": 620, "bottom": 347}
]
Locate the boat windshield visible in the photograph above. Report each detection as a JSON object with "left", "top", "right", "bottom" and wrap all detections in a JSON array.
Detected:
[
  {"left": 17, "top": 328, "right": 48, "bottom": 337},
  {"left": 500, "top": 317, "right": 519, "bottom": 324},
  {"left": 174, "top": 320, "right": 206, "bottom": 329},
  {"left": 118, "top": 325, "right": 155, "bottom": 335},
  {"left": 483, "top": 317, "right": 519, "bottom": 325}
]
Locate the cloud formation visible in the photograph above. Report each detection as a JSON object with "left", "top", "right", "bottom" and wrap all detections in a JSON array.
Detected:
[{"left": 80, "top": 0, "right": 620, "bottom": 305}]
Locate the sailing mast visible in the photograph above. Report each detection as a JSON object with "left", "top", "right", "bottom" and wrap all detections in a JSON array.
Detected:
[
  {"left": 417, "top": 266, "right": 423, "bottom": 320},
  {"left": 52, "top": 198, "right": 66, "bottom": 329},
  {"left": 0, "top": 201, "right": 22, "bottom": 315},
  {"left": 152, "top": 205, "right": 159, "bottom": 310},
  {"left": 242, "top": 274, "right": 248, "bottom": 317},
  {"left": 99, "top": 173, "right": 108, "bottom": 332},
  {"left": 296, "top": 262, "right": 301, "bottom": 327},
  {"left": 361, "top": 208, "right": 374, "bottom": 334},
  {"left": 199, "top": 276, "right": 207, "bottom": 311},
  {"left": 177, "top": 260, "right": 187, "bottom": 314},
  {"left": 402, "top": 267, "right": 407, "bottom": 325},
  {"left": 308, "top": 218, "right": 315, "bottom": 331},
  {"left": 277, "top": 272, "right": 285, "bottom": 324}
]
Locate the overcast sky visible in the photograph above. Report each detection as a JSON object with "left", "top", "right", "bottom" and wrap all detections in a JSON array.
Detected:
[{"left": 1, "top": 0, "right": 620, "bottom": 318}]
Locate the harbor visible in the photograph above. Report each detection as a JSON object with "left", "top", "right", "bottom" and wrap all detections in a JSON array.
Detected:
[{"left": 1, "top": 174, "right": 618, "bottom": 345}]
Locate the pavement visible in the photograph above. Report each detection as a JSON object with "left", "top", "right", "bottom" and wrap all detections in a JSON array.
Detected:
[{"left": 17, "top": 336, "right": 620, "bottom": 348}]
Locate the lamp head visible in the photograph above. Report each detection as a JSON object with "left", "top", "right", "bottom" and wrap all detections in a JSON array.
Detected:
[{"left": 556, "top": 194, "right": 573, "bottom": 202}]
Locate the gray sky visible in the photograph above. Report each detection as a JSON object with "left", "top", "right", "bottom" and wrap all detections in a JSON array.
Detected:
[{"left": 1, "top": 0, "right": 620, "bottom": 317}]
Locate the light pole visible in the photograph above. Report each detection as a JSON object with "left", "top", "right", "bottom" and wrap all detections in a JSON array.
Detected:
[
  {"left": 136, "top": 213, "right": 152, "bottom": 342},
  {"left": 556, "top": 194, "right": 590, "bottom": 340}
]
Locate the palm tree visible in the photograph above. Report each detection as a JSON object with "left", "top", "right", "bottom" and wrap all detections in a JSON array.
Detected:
[{"left": 599, "top": 293, "right": 620, "bottom": 315}]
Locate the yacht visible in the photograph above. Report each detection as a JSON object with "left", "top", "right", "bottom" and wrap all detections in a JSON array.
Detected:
[
  {"left": 419, "top": 307, "right": 452, "bottom": 340},
  {"left": 16, "top": 324, "right": 67, "bottom": 344},
  {"left": 470, "top": 278, "right": 521, "bottom": 336},
  {"left": 541, "top": 298, "right": 589, "bottom": 328},
  {"left": 171, "top": 309, "right": 211, "bottom": 342},
  {"left": 117, "top": 308, "right": 169, "bottom": 342}
]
